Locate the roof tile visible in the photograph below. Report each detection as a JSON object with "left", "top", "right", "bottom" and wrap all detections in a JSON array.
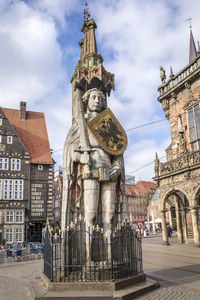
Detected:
[{"left": 2, "top": 107, "right": 53, "bottom": 165}]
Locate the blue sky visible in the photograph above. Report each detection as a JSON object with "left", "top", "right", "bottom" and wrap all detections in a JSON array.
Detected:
[{"left": 1, "top": 0, "right": 200, "bottom": 181}]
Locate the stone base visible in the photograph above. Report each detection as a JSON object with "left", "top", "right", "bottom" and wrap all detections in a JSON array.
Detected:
[
  {"left": 29, "top": 273, "right": 159, "bottom": 300},
  {"left": 185, "top": 239, "right": 200, "bottom": 247}
]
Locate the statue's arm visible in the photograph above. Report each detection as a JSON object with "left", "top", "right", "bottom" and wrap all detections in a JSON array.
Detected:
[{"left": 109, "top": 155, "right": 124, "bottom": 181}]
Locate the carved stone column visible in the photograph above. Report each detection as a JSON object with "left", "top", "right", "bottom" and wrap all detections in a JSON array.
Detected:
[
  {"left": 191, "top": 208, "right": 200, "bottom": 246},
  {"left": 180, "top": 210, "right": 187, "bottom": 243},
  {"left": 169, "top": 208, "right": 172, "bottom": 226},
  {"left": 160, "top": 210, "right": 169, "bottom": 245},
  {"left": 174, "top": 195, "right": 183, "bottom": 243}
]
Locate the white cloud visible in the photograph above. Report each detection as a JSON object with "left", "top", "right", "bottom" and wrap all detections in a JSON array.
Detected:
[
  {"left": 0, "top": 0, "right": 66, "bottom": 105},
  {"left": 1, "top": 0, "right": 200, "bottom": 182},
  {"left": 125, "top": 137, "right": 170, "bottom": 181}
]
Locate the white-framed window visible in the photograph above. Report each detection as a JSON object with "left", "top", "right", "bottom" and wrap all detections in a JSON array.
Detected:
[
  {"left": 15, "top": 210, "right": 23, "bottom": 223},
  {"left": 14, "top": 180, "right": 23, "bottom": 200},
  {"left": 4, "top": 179, "right": 13, "bottom": 200},
  {"left": 0, "top": 135, "right": 2, "bottom": 143},
  {"left": 7, "top": 136, "right": 13, "bottom": 144},
  {"left": 5, "top": 228, "right": 13, "bottom": 243},
  {"left": 0, "top": 158, "right": 9, "bottom": 170},
  {"left": 15, "top": 228, "right": 23, "bottom": 242},
  {"left": 5, "top": 210, "right": 14, "bottom": 223},
  {"left": 11, "top": 158, "right": 21, "bottom": 171},
  {"left": 2, "top": 179, "right": 23, "bottom": 200},
  {"left": 38, "top": 165, "right": 43, "bottom": 170},
  {"left": 0, "top": 118, "right": 2, "bottom": 125},
  {"left": 188, "top": 104, "right": 200, "bottom": 150}
]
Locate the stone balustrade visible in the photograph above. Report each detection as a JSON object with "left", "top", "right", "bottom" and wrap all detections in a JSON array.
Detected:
[
  {"left": 155, "top": 149, "right": 200, "bottom": 178},
  {"left": 158, "top": 56, "right": 200, "bottom": 100}
]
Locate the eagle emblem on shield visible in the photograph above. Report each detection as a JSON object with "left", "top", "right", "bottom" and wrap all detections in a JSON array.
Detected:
[{"left": 87, "top": 108, "right": 128, "bottom": 155}]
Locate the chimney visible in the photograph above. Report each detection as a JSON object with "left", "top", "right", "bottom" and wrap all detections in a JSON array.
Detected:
[{"left": 20, "top": 101, "right": 27, "bottom": 120}]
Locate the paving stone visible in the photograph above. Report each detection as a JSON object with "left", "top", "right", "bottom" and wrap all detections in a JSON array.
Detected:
[{"left": 0, "top": 236, "right": 199, "bottom": 300}]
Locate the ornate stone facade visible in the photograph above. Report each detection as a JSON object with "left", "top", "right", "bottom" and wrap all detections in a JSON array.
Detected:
[{"left": 154, "top": 31, "right": 200, "bottom": 245}]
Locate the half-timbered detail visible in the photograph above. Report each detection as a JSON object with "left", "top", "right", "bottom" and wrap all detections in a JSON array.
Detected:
[{"left": 0, "top": 102, "right": 53, "bottom": 244}]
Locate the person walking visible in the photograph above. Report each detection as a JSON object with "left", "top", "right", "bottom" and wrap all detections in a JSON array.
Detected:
[{"left": 167, "top": 225, "right": 173, "bottom": 237}]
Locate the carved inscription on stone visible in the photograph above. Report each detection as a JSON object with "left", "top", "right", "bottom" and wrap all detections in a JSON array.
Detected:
[{"left": 31, "top": 183, "right": 46, "bottom": 218}]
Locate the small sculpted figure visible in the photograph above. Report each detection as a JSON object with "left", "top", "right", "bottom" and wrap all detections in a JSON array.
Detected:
[
  {"left": 62, "top": 88, "right": 125, "bottom": 261},
  {"left": 160, "top": 66, "right": 166, "bottom": 84}
]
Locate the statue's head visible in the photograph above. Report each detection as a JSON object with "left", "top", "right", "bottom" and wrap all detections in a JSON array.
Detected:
[{"left": 82, "top": 88, "right": 107, "bottom": 113}]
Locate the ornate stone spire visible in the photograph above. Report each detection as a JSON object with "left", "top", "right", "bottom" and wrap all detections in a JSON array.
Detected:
[
  {"left": 189, "top": 29, "right": 197, "bottom": 63},
  {"left": 169, "top": 66, "right": 174, "bottom": 79},
  {"left": 80, "top": 2, "right": 97, "bottom": 57},
  {"left": 71, "top": 3, "right": 115, "bottom": 97}
]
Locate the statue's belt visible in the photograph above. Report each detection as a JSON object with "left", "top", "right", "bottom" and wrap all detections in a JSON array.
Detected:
[{"left": 82, "top": 168, "right": 110, "bottom": 181}]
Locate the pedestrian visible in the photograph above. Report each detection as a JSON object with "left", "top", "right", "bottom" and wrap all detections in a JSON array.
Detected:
[{"left": 167, "top": 225, "right": 172, "bottom": 237}]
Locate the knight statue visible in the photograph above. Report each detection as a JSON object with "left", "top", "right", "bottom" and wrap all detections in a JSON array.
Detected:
[{"left": 61, "top": 6, "right": 127, "bottom": 262}]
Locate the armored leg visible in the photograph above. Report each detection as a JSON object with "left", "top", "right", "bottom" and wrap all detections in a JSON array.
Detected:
[
  {"left": 102, "top": 182, "right": 116, "bottom": 261},
  {"left": 84, "top": 179, "right": 99, "bottom": 262}
]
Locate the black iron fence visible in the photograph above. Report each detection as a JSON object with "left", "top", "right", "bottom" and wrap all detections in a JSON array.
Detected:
[{"left": 44, "top": 218, "right": 143, "bottom": 282}]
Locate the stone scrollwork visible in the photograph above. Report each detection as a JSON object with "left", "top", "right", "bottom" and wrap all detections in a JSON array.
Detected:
[
  {"left": 161, "top": 99, "right": 170, "bottom": 119},
  {"left": 171, "top": 92, "right": 177, "bottom": 104},
  {"left": 155, "top": 150, "right": 200, "bottom": 179}
]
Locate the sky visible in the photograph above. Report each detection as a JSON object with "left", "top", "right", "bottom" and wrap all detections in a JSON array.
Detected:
[{"left": 1, "top": 0, "right": 200, "bottom": 182}]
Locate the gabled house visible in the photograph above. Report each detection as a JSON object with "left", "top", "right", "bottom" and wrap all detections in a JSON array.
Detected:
[
  {"left": 125, "top": 180, "right": 156, "bottom": 223},
  {"left": 0, "top": 102, "right": 53, "bottom": 244}
]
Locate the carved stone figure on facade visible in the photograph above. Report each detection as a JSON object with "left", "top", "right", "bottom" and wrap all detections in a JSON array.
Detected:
[
  {"left": 62, "top": 88, "right": 127, "bottom": 261},
  {"left": 154, "top": 152, "right": 160, "bottom": 176},
  {"left": 160, "top": 66, "right": 166, "bottom": 84}
]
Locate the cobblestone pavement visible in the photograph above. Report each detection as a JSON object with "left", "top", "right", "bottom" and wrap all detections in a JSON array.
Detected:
[
  {"left": 0, "top": 259, "right": 43, "bottom": 300},
  {"left": 0, "top": 236, "right": 200, "bottom": 300},
  {"left": 137, "top": 279, "right": 200, "bottom": 300}
]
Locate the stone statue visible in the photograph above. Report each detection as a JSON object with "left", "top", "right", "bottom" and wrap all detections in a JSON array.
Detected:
[
  {"left": 61, "top": 88, "right": 125, "bottom": 261},
  {"left": 160, "top": 66, "right": 166, "bottom": 84}
]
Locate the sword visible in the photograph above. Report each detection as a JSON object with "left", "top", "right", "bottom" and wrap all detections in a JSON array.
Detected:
[{"left": 75, "top": 88, "right": 92, "bottom": 177}]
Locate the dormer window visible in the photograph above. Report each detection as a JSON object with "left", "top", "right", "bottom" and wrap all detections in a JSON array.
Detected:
[{"left": 7, "top": 136, "right": 13, "bottom": 144}]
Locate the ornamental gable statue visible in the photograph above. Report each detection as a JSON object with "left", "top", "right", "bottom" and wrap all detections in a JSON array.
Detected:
[{"left": 61, "top": 7, "right": 127, "bottom": 262}]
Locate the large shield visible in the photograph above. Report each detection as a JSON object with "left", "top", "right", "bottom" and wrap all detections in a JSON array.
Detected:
[{"left": 87, "top": 108, "right": 128, "bottom": 155}]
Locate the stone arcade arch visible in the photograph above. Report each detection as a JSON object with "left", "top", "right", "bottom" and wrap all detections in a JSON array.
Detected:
[
  {"left": 193, "top": 187, "right": 200, "bottom": 245},
  {"left": 160, "top": 189, "right": 194, "bottom": 245}
]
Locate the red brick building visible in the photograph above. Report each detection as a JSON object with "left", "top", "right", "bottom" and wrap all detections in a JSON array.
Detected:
[
  {"left": 154, "top": 29, "right": 200, "bottom": 245},
  {"left": 125, "top": 181, "right": 156, "bottom": 224}
]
